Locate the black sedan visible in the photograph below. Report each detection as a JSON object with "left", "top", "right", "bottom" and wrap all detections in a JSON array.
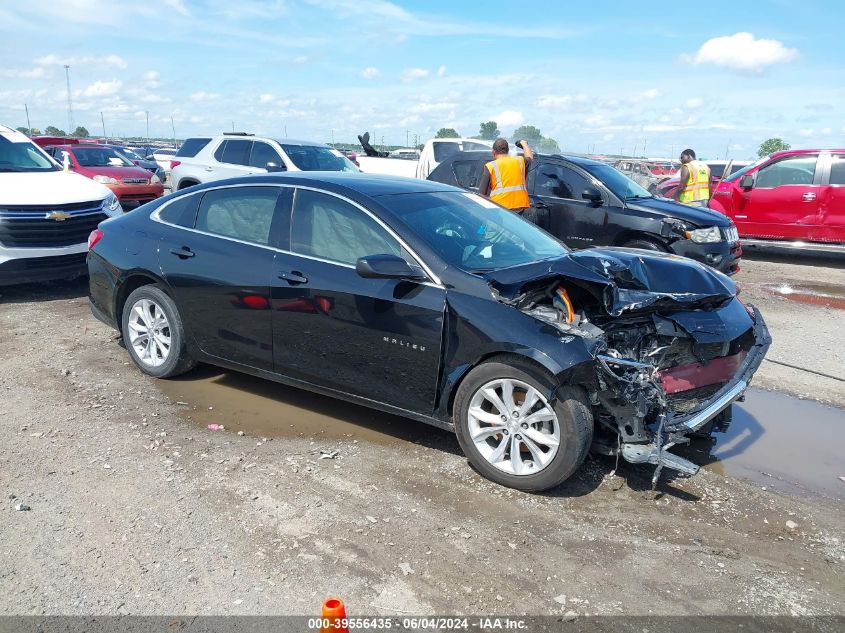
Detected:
[
  {"left": 87, "top": 173, "right": 770, "bottom": 491},
  {"left": 428, "top": 152, "right": 742, "bottom": 275}
]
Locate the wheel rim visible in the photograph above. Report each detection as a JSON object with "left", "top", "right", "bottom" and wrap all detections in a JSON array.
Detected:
[
  {"left": 467, "top": 378, "right": 560, "bottom": 476},
  {"left": 127, "top": 298, "right": 171, "bottom": 368}
]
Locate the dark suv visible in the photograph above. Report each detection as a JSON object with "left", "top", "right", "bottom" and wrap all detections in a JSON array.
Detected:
[{"left": 429, "top": 152, "right": 741, "bottom": 275}]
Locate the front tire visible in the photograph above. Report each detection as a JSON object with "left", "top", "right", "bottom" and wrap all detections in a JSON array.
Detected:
[
  {"left": 622, "top": 236, "right": 668, "bottom": 252},
  {"left": 121, "top": 285, "right": 196, "bottom": 378},
  {"left": 453, "top": 358, "right": 593, "bottom": 492}
]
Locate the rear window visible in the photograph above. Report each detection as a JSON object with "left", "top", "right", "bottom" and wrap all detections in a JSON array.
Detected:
[
  {"left": 829, "top": 155, "right": 845, "bottom": 185},
  {"left": 433, "top": 142, "right": 460, "bottom": 163},
  {"left": 709, "top": 164, "right": 726, "bottom": 179},
  {"left": 176, "top": 138, "right": 211, "bottom": 158}
]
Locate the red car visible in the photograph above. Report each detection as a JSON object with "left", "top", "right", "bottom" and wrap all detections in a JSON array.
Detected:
[
  {"left": 45, "top": 144, "right": 164, "bottom": 208},
  {"left": 709, "top": 150, "right": 845, "bottom": 250}
]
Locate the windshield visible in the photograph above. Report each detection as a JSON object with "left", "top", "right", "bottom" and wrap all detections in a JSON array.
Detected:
[
  {"left": 281, "top": 144, "right": 359, "bottom": 172},
  {"left": 725, "top": 158, "right": 766, "bottom": 182},
  {"left": 118, "top": 148, "right": 143, "bottom": 161},
  {"left": 73, "top": 147, "right": 134, "bottom": 167},
  {"left": 0, "top": 135, "right": 59, "bottom": 172},
  {"left": 384, "top": 191, "right": 568, "bottom": 272},
  {"left": 583, "top": 163, "right": 651, "bottom": 199}
]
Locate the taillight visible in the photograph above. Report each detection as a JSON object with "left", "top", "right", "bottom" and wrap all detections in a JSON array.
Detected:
[
  {"left": 88, "top": 228, "right": 104, "bottom": 250},
  {"left": 170, "top": 160, "right": 181, "bottom": 169}
]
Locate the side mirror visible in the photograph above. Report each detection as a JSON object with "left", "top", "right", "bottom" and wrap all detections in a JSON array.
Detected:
[
  {"left": 582, "top": 187, "right": 603, "bottom": 205},
  {"left": 265, "top": 162, "right": 285, "bottom": 173},
  {"left": 739, "top": 174, "right": 754, "bottom": 189},
  {"left": 356, "top": 254, "right": 426, "bottom": 281}
]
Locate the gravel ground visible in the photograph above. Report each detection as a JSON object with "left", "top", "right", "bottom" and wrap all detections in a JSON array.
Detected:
[{"left": 0, "top": 254, "right": 843, "bottom": 616}]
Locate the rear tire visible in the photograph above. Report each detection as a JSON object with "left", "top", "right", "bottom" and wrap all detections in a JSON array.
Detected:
[
  {"left": 121, "top": 285, "right": 196, "bottom": 378},
  {"left": 453, "top": 357, "right": 593, "bottom": 492},
  {"left": 177, "top": 180, "right": 199, "bottom": 190},
  {"left": 622, "top": 236, "right": 668, "bottom": 252}
]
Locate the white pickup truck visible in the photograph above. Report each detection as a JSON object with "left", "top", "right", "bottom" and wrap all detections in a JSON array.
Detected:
[{"left": 355, "top": 132, "right": 493, "bottom": 180}]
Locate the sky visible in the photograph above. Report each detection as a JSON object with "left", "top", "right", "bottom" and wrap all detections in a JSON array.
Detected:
[{"left": 0, "top": 0, "right": 842, "bottom": 159}]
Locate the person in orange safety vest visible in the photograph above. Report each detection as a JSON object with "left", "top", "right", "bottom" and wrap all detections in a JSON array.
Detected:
[{"left": 478, "top": 138, "right": 534, "bottom": 214}]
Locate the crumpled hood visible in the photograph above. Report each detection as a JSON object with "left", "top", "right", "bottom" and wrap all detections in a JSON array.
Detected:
[
  {"left": 627, "top": 196, "right": 732, "bottom": 228},
  {"left": 484, "top": 247, "right": 736, "bottom": 316}
]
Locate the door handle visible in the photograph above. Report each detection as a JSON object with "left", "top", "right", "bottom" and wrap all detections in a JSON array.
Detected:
[
  {"left": 533, "top": 200, "right": 549, "bottom": 209},
  {"left": 278, "top": 270, "right": 308, "bottom": 284},
  {"left": 169, "top": 246, "right": 195, "bottom": 258},
  {"left": 802, "top": 192, "right": 816, "bottom": 201},
  {"left": 205, "top": 166, "right": 214, "bottom": 171}
]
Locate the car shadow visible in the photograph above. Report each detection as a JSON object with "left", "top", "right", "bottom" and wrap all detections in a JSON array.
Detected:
[
  {"left": 743, "top": 249, "right": 845, "bottom": 269},
  {"left": 0, "top": 277, "right": 89, "bottom": 304},
  {"left": 164, "top": 363, "right": 465, "bottom": 457},
  {"left": 161, "top": 364, "right": 766, "bottom": 503}
]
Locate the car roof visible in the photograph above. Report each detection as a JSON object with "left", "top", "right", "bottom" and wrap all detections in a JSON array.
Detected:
[
  {"left": 446, "top": 150, "right": 608, "bottom": 168},
  {"left": 770, "top": 149, "right": 845, "bottom": 159},
  {"left": 185, "top": 172, "right": 461, "bottom": 197}
]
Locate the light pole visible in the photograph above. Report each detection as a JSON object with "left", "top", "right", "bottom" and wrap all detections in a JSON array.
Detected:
[
  {"left": 145, "top": 110, "right": 150, "bottom": 145},
  {"left": 100, "top": 111, "right": 106, "bottom": 139},
  {"left": 64, "top": 65, "right": 74, "bottom": 133}
]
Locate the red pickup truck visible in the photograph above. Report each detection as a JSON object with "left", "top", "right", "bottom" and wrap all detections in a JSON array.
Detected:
[{"left": 708, "top": 149, "right": 845, "bottom": 251}]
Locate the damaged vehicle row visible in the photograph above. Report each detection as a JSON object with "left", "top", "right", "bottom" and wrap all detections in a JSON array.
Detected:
[{"left": 87, "top": 173, "right": 770, "bottom": 491}]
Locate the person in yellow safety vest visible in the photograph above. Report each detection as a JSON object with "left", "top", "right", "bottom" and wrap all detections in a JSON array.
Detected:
[
  {"left": 674, "top": 148, "right": 711, "bottom": 207},
  {"left": 478, "top": 138, "right": 534, "bottom": 214}
]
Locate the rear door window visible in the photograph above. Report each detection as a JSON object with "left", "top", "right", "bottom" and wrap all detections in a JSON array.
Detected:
[
  {"left": 220, "top": 139, "right": 253, "bottom": 166},
  {"left": 755, "top": 155, "right": 818, "bottom": 188},
  {"left": 452, "top": 159, "right": 483, "bottom": 189},
  {"left": 159, "top": 193, "right": 200, "bottom": 227},
  {"left": 829, "top": 155, "right": 845, "bottom": 185},
  {"left": 533, "top": 162, "right": 591, "bottom": 200},
  {"left": 176, "top": 137, "right": 211, "bottom": 157},
  {"left": 196, "top": 186, "right": 280, "bottom": 246}
]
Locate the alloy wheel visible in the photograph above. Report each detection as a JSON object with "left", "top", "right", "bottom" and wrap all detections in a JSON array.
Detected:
[
  {"left": 467, "top": 378, "right": 560, "bottom": 475},
  {"left": 127, "top": 298, "right": 171, "bottom": 368}
]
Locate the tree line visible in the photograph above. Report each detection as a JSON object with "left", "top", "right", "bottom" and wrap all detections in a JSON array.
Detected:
[
  {"left": 15, "top": 125, "right": 90, "bottom": 137},
  {"left": 434, "top": 121, "right": 561, "bottom": 153}
]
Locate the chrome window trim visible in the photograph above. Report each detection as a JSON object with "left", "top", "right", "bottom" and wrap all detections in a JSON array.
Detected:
[{"left": 150, "top": 182, "right": 444, "bottom": 287}]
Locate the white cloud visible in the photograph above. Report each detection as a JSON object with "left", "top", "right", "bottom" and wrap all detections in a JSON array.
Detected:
[
  {"left": 139, "top": 93, "right": 170, "bottom": 103},
  {"left": 821, "top": 127, "right": 832, "bottom": 135},
  {"left": 36, "top": 53, "right": 127, "bottom": 68},
  {"left": 684, "top": 97, "right": 704, "bottom": 109},
  {"left": 436, "top": 65, "right": 446, "bottom": 77},
  {"left": 409, "top": 100, "right": 457, "bottom": 114},
  {"left": 400, "top": 67, "right": 428, "bottom": 83},
  {"left": 684, "top": 32, "right": 798, "bottom": 73},
  {"left": 361, "top": 67, "right": 380, "bottom": 79},
  {"left": 798, "top": 128, "right": 814, "bottom": 137},
  {"left": 536, "top": 94, "right": 588, "bottom": 109},
  {"left": 190, "top": 91, "right": 221, "bottom": 102},
  {"left": 293, "top": 55, "right": 309, "bottom": 64},
  {"left": 0, "top": 67, "right": 45, "bottom": 78},
  {"left": 259, "top": 93, "right": 275, "bottom": 103},
  {"left": 143, "top": 71, "right": 161, "bottom": 88},
  {"left": 494, "top": 110, "right": 524, "bottom": 127},
  {"left": 163, "top": 0, "right": 190, "bottom": 16},
  {"left": 631, "top": 88, "right": 660, "bottom": 102},
  {"left": 602, "top": 133, "right": 615, "bottom": 141},
  {"left": 82, "top": 79, "right": 122, "bottom": 97}
]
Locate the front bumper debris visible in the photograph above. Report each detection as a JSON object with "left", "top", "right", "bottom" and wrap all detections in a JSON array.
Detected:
[{"left": 617, "top": 305, "right": 771, "bottom": 478}]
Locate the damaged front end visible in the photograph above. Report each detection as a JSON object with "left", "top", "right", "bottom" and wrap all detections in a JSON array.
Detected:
[{"left": 488, "top": 248, "right": 772, "bottom": 483}]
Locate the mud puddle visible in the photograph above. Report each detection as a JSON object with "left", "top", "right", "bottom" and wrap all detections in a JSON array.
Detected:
[
  {"left": 156, "top": 364, "right": 451, "bottom": 447},
  {"left": 758, "top": 282, "right": 845, "bottom": 310},
  {"left": 157, "top": 367, "right": 843, "bottom": 500},
  {"left": 679, "top": 388, "right": 845, "bottom": 500}
]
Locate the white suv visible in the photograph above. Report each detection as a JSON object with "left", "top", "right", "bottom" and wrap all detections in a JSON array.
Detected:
[
  {"left": 0, "top": 125, "right": 122, "bottom": 286},
  {"left": 170, "top": 133, "right": 359, "bottom": 190}
]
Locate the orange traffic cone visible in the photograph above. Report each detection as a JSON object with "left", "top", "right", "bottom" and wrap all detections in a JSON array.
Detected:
[{"left": 321, "top": 597, "right": 348, "bottom": 633}]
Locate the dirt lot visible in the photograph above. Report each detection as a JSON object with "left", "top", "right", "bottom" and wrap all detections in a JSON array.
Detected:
[{"left": 0, "top": 253, "right": 843, "bottom": 616}]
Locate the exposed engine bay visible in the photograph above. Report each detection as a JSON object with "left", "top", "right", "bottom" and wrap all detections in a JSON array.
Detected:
[{"left": 488, "top": 249, "right": 772, "bottom": 484}]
